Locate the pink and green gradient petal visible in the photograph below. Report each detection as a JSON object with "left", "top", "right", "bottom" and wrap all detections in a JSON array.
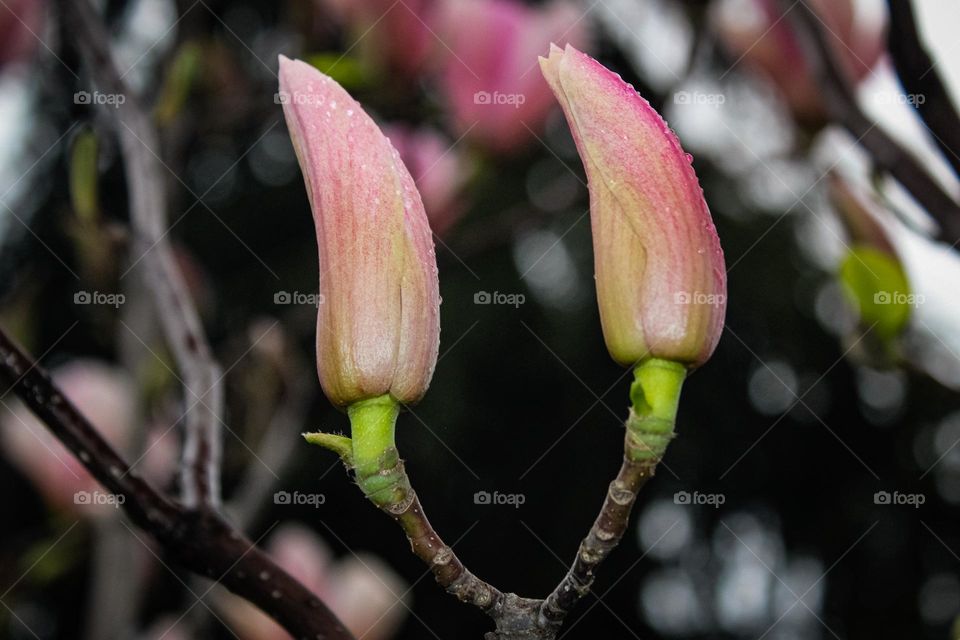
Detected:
[
  {"left": 540, "top": 44, "right": 726, "bottom": 369},
  {"left": 279, "top": 56, "right": 440, "bottom": 406}
]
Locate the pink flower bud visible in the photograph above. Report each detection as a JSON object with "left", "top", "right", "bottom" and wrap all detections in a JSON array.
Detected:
[
  {"left": 540, "top": 45, "right": 726, "bottom": 368},
  {"left": 279, "top": 56, "right": 440, "bottom": 406}
]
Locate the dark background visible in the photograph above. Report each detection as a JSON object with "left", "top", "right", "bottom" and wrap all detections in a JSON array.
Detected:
[{"left": 1, "top": 0, "right": 958, "bottom": 639}]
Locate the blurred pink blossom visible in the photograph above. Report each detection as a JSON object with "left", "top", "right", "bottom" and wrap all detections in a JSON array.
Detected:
[
  {"left": 714, "top": 0, "right": 885, "bottom": 123},
  {"left": 317, "top": 0, "right": 437, "bottom": 77},
  {"left": 144, "top": 616, "right": 194, "bottom": 640},
  {"left": 436, "top": 0, "right": 591, "bottom": 154},
  {"left": 0, "top": 0, "right": 44, "bottom": 68},
  {"left": 385, "top": 123, "right": 471, "bottom": 237},
  {"left": 217, "top": 524, "right": 408, "bottom": 640},
  {"left": 0, "top": 359, "right": 176, "bottom": 516}
]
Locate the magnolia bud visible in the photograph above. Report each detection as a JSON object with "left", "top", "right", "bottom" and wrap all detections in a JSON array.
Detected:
[
  {"left": 279, "top": 56, "right": 440, "bottom": 406},
  {"left": 539, "top": 44, "right": 726, "bottom": 369}
]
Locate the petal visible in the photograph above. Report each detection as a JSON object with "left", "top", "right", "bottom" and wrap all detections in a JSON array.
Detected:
[
  {"left": 279, "top": 56, "right": 440, "bottom": 403},
  {"left": 541, "top": 45, "right": 726, "bottom": 367}
]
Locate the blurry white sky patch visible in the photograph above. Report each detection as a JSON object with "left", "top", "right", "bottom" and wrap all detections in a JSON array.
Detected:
[
  {"left": 637, "top": 498, "right": 693, "bottom": 561},
  {"left": 858, "top": 61, "right": 960, "bottom": 207},
  {"left": 596, "top": 0, "right": 692, "bottom": 91},
  {"left": 912, "top": 1, "right": 960, "bottom": 109},
  {"left": 0, "top": 71, "right": 45, "bottom": 243},
  {"left": 0, "top": 0, "right": 178, "bottom": 245},
  {"left": 113, "top": 0, "right": 178, "bottom": 94},
  {"left": 638, "top": 509, "right": 825, "bottom": 637},
  {"left": 641, "top": 567, "right": 709, "bottom": 634},
  {"left": 0, "top": 72, "right": 35, "bottom": 206},
  {"left": 896, "top": 230, "right": 960, "bottom": 389},
  {"left": 513, "top": 227, "right": 586, "bottom": 311},
  {"left": 604, "top": 0, "right": 960, "bottom": 225},
  {"left": 665, "top": 73, "right": 804, "bottom": 217}
]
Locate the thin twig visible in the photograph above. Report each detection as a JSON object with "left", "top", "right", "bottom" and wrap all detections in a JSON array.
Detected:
[
  {"left": 318, "top": 422, "right": 660, "bottom": 639},
  {"left": 780, "top": 0, "right": 960, "bottom": 245},
  {"left": 340, "top": 449, "right": 508, "bottom": 615},
  {"left": 538, "top": 453, "right": 655, "bottom": 626},
  {"left": 0, "top": 327, "right": 355, "bottom": 640},
  {"left": 56, "top": 0, "right": 224, "bottom": 509},
  {"left": 886, "top": 0, "right": 960, "bottom": 179}
]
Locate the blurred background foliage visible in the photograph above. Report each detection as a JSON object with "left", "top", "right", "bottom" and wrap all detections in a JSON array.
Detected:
[{"left": 1, "top": 0, "right": 960, "bottom": 639}]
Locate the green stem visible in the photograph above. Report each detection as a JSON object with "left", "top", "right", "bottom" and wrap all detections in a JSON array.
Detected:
[
  {"left": 625, "top": 358, "right": 686, "bottom": 462},
  {"left": 346, "top": 394, "right": 407, "bottom": 507}
]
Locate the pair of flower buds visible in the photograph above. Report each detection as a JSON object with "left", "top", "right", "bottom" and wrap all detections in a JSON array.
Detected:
[{"left": 278, "top": 44, "right": 726, "bottom": 410}]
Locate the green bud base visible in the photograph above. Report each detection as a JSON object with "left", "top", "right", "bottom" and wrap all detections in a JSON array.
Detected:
[
  {"left": 305, "top": 394, "right": 413, "bottom": 509},
  {"left": 625, "top": 358, "right": 686, "bottom": 462}
]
